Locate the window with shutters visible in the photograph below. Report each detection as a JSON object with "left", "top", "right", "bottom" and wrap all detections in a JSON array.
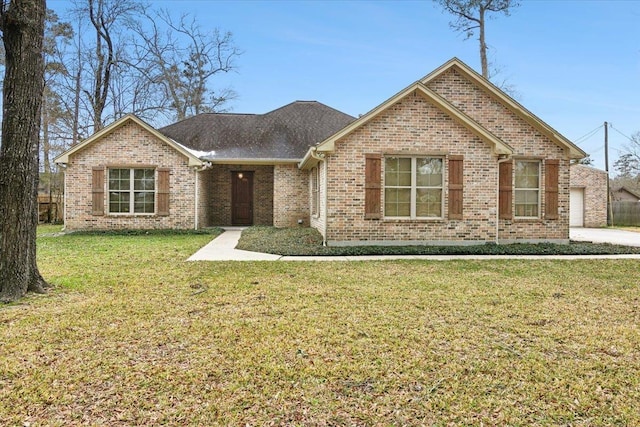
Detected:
[
  {"left": 108, "top": 168, "right": 155, "bottom": 214},
  {"left": 514, "top": 160, "right": 540, "bottom": 218},
  {"left": 384, "top": 156, "right": 443, "bottom": 218}
]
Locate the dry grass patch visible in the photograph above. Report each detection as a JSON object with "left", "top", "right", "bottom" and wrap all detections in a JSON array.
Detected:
[{"left": 1, "top": 233, "right": 639, "bottom": 425}]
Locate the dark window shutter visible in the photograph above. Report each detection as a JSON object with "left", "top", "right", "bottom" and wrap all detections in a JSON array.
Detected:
[
  {"left": 92, "top": 167, "right": 105, "bottom": 216},
  {"left": 448, "top": 155, "right": 464, "bottom": 219},
  {"left": 364, "top": 154, "right": 381, "bottom": 219},
  {"left": 545, "top": 159, "right": 559, "bottom": 220},
  {"left": 157, "top": 168, "right": 170, "bottom": 216},
  {"left": 499, "top": 160, "right": 513, "bottom": 220}
]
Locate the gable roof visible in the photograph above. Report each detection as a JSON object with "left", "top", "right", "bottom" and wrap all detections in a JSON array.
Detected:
[
  {"left": 54, "top": 114, "right": 204, "bottom": 167},
  {"left": 301, "top": 58, "right": 586, "bottom": 169},
  {"left": 612, "top": 186, "right": 640, "bottom": 200},
  {"left": 420, "top": 58, "right": 586, "bottom": 159},
  {"left": 301, "top": 77, "right": 514, "bottom": 170},
  {"left": 159, "top": 101, "right": 356, "bottom": 163}
]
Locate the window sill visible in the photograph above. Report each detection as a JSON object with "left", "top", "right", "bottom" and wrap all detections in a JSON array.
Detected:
[
  {"left": 513, "top": 217, "right": 543, "bottom": 223},
  {"left": 107, "top": 213, "right": 157, "bottom": 217},
  {"left": 383, "top": 218, "right": 445, "bottom": 223}
]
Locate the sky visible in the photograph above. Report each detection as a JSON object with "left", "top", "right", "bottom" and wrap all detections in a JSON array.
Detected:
[{"left": 49, "top": 0, "right": 640, "bottom": 174}]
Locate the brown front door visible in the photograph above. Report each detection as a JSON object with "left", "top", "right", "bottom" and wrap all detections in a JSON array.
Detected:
[{"left": 232, "top": 171, "right": 253, "bottom": 225}]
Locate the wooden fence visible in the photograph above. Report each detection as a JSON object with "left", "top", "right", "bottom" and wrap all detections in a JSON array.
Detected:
[{"left": 612, "top": 201, "right": 640, "bottom": 226}]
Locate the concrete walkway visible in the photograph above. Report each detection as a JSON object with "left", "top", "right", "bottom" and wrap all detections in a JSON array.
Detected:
[
  {"left": 187, "top": 228, "right": 280, "bottom": 261},
  {"left": 570, "top": 227, "right": 640, "bottom": 247},
  {"left": 188, "top": 227, "right": 640, "bottom": 261}
]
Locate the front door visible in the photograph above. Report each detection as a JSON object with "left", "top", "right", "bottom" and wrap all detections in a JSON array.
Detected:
[{"left": 232, "top": 171, "right": 253, "bottom": 225}]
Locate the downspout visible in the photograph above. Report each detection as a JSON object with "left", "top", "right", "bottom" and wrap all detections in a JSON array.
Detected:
[
  {"left": 323, "top": 158, "right": 328, "bottom": 246},
  {"left": 59, "top": 164, "right": 67, "bottom": 231},
  {"left": 496, "top": 155, "right": 511, "bottom": 244},
  {"left": 307, "top": 147, "right": 328, "bottom": 246},
  {"left": 193, "top": 161, "right": 212, "bottom": 230},
  {"left": 194, "top": 168, "right": 199, "bottom": 230}
]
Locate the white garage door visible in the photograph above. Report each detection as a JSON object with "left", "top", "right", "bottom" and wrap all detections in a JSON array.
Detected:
[{"left": 570, "top": 188, "right": 584, "bottom": 227}]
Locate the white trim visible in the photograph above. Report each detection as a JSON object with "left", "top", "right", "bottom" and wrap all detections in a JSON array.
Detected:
[
  {"left": 207, "top": 158, "right": 300, "bottom": 165},
  {"left": 54, "top": 114, "right": 203, "bottom": 167}
]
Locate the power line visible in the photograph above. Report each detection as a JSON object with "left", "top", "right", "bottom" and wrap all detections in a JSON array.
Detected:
[
  {"left": 573, "top": 124, "right": 604, "bottom": 144},
  {"left": 609, "top": 124, "right": 637, "bottom": 144}
]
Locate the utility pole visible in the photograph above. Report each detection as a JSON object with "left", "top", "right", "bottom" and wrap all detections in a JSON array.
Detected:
[
  {"left": 604, "top": 121, "right": 609, "bottom": 173},
  {"left": 605, "top": 122, "right": 612, "bottom": 226}
]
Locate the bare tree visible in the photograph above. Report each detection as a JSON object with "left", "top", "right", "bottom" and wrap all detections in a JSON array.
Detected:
[
  {"left": 131, "top": 9, "right": 241, "bottom": 121},
  {"left": 614, "top": 133, "right": 640, "bottom": 179},
  {"left": 436, "top": 0, "right": 518, "bottom": 79},
  {"left": 0, "top": 0, "right": 48, "bottom": 302},
  {"left": 41, "top": 10, "right": 73, "bottom": 221},
  {"left": 72, "top": 0, "right": 141, "bottom": 131}
]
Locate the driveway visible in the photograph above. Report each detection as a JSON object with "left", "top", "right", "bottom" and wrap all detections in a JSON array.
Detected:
[{"left": 570, "top": 227, "right": 640, "bottom": 247}]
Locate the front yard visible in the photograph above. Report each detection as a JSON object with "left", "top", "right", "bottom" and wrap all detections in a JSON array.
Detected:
[{"left": 1, "top": 231, "right": 639, "bottom": 425}]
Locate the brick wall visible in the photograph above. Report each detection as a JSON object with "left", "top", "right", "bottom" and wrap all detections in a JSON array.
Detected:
[
  {"left": 429, "top": 68, "right": 570, "bottom": 243},
  {"left": 274, "top": 164, "right": 309, "bottom": 227},
  {"left": 64, "top": 121, "right": 197, "bottom": 230},
  {"left": 321, "top": 68, "right": 571, "bottom": 245},
  {"left": 570, "top": 164, "right": 608, "bottom": 227},
  {"left": 200, "top": 164, "right": 274, "bottom": 226},
  {"left": 196, "top": 169, "right": 209, "bottom": 229}
]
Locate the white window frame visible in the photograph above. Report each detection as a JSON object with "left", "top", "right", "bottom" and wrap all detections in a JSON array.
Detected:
[
  {"left": 384, "top": 156, "right": 443, "bottom": 219},
  {"left": 108, "top": 168, "right": 156, "bottom": 215},
  {"left": 514, "top": 160, "right": 541, "bottom": 219}
]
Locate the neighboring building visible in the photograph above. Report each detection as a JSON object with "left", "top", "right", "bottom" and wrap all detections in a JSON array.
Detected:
[
  {"left": 55, "top": 58, "right": 586, "bottom": 245},
  {"left": 612, "top": 186, "right": 640, "bottom": 202},
  {"left": 38, "top": 194, "right": 63, "bottom": 223},
  {"left": 569, "top": 164, "right": 608, "bottom": 227}
]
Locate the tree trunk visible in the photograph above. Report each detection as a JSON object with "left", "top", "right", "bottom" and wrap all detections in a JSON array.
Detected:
[
  {"left": 478, "top": 6, "right": 488, "bottom": 78},
  {"left": 0, "top": 0, "right": 48, "bottom": 302}
]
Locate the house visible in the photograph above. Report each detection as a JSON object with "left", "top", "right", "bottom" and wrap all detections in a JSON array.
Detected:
[
  {"left": 55, "top": 58, "right": 586, "bottom": 245},
  {"left": 612, "top": 186, "right": 640, "bottom": 202},
  {"left": 569, "top": 164, "right": 608, "bottom": 227}
]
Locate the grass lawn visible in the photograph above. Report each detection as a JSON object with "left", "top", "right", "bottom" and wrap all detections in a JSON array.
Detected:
[{"left": 1, "top": 232, "right": 639, "bottom": 425}]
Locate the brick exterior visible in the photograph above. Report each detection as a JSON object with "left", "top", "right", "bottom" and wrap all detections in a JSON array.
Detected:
[
  {"left": 570, "top": 164, "right": 608, "bottom": 227},
  {"left": 199, "top": 164, "right": 274, "bottom": 226},
  {"left": 318, "top": 68, "right": 571, "bottom": 245},
  {"left": 63, "top": 121, "right": 197, "bottom": 230},
  {"left": 62, "top": 63, "right": 576, "bottom": 241},
  {"left": 274, "top": 164, "right": 310, "bottom": 227}
]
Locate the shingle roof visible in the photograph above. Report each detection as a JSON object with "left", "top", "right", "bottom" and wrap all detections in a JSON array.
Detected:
[{"left": 158, "top": 101, "right": 355, "bottom": 161}]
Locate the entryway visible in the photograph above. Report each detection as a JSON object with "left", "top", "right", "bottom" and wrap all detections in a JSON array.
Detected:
[
  {"left": 570, "top": 187, "right": 584, "bottom": 227},
  {"left": 232, "top": 171, "right": 253, "bottom": 225}
]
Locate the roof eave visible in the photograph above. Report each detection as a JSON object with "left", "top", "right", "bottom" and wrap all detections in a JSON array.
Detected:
[{"left": 205, "top": 158, "right": 301, "bottom": 165}]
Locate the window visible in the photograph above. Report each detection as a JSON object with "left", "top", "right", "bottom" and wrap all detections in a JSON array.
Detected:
[
  {"left": 108, "top": 168, "right": 155, "bottom": 214},
  {"left": 514, "top": 160, "right": 540, "bottom": 218},
  {"left": 311, "top": 167, "right": 319, "bottom": 217},
  {"left": 384, "top": 157, "right": 443, "bottom": 218}
]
